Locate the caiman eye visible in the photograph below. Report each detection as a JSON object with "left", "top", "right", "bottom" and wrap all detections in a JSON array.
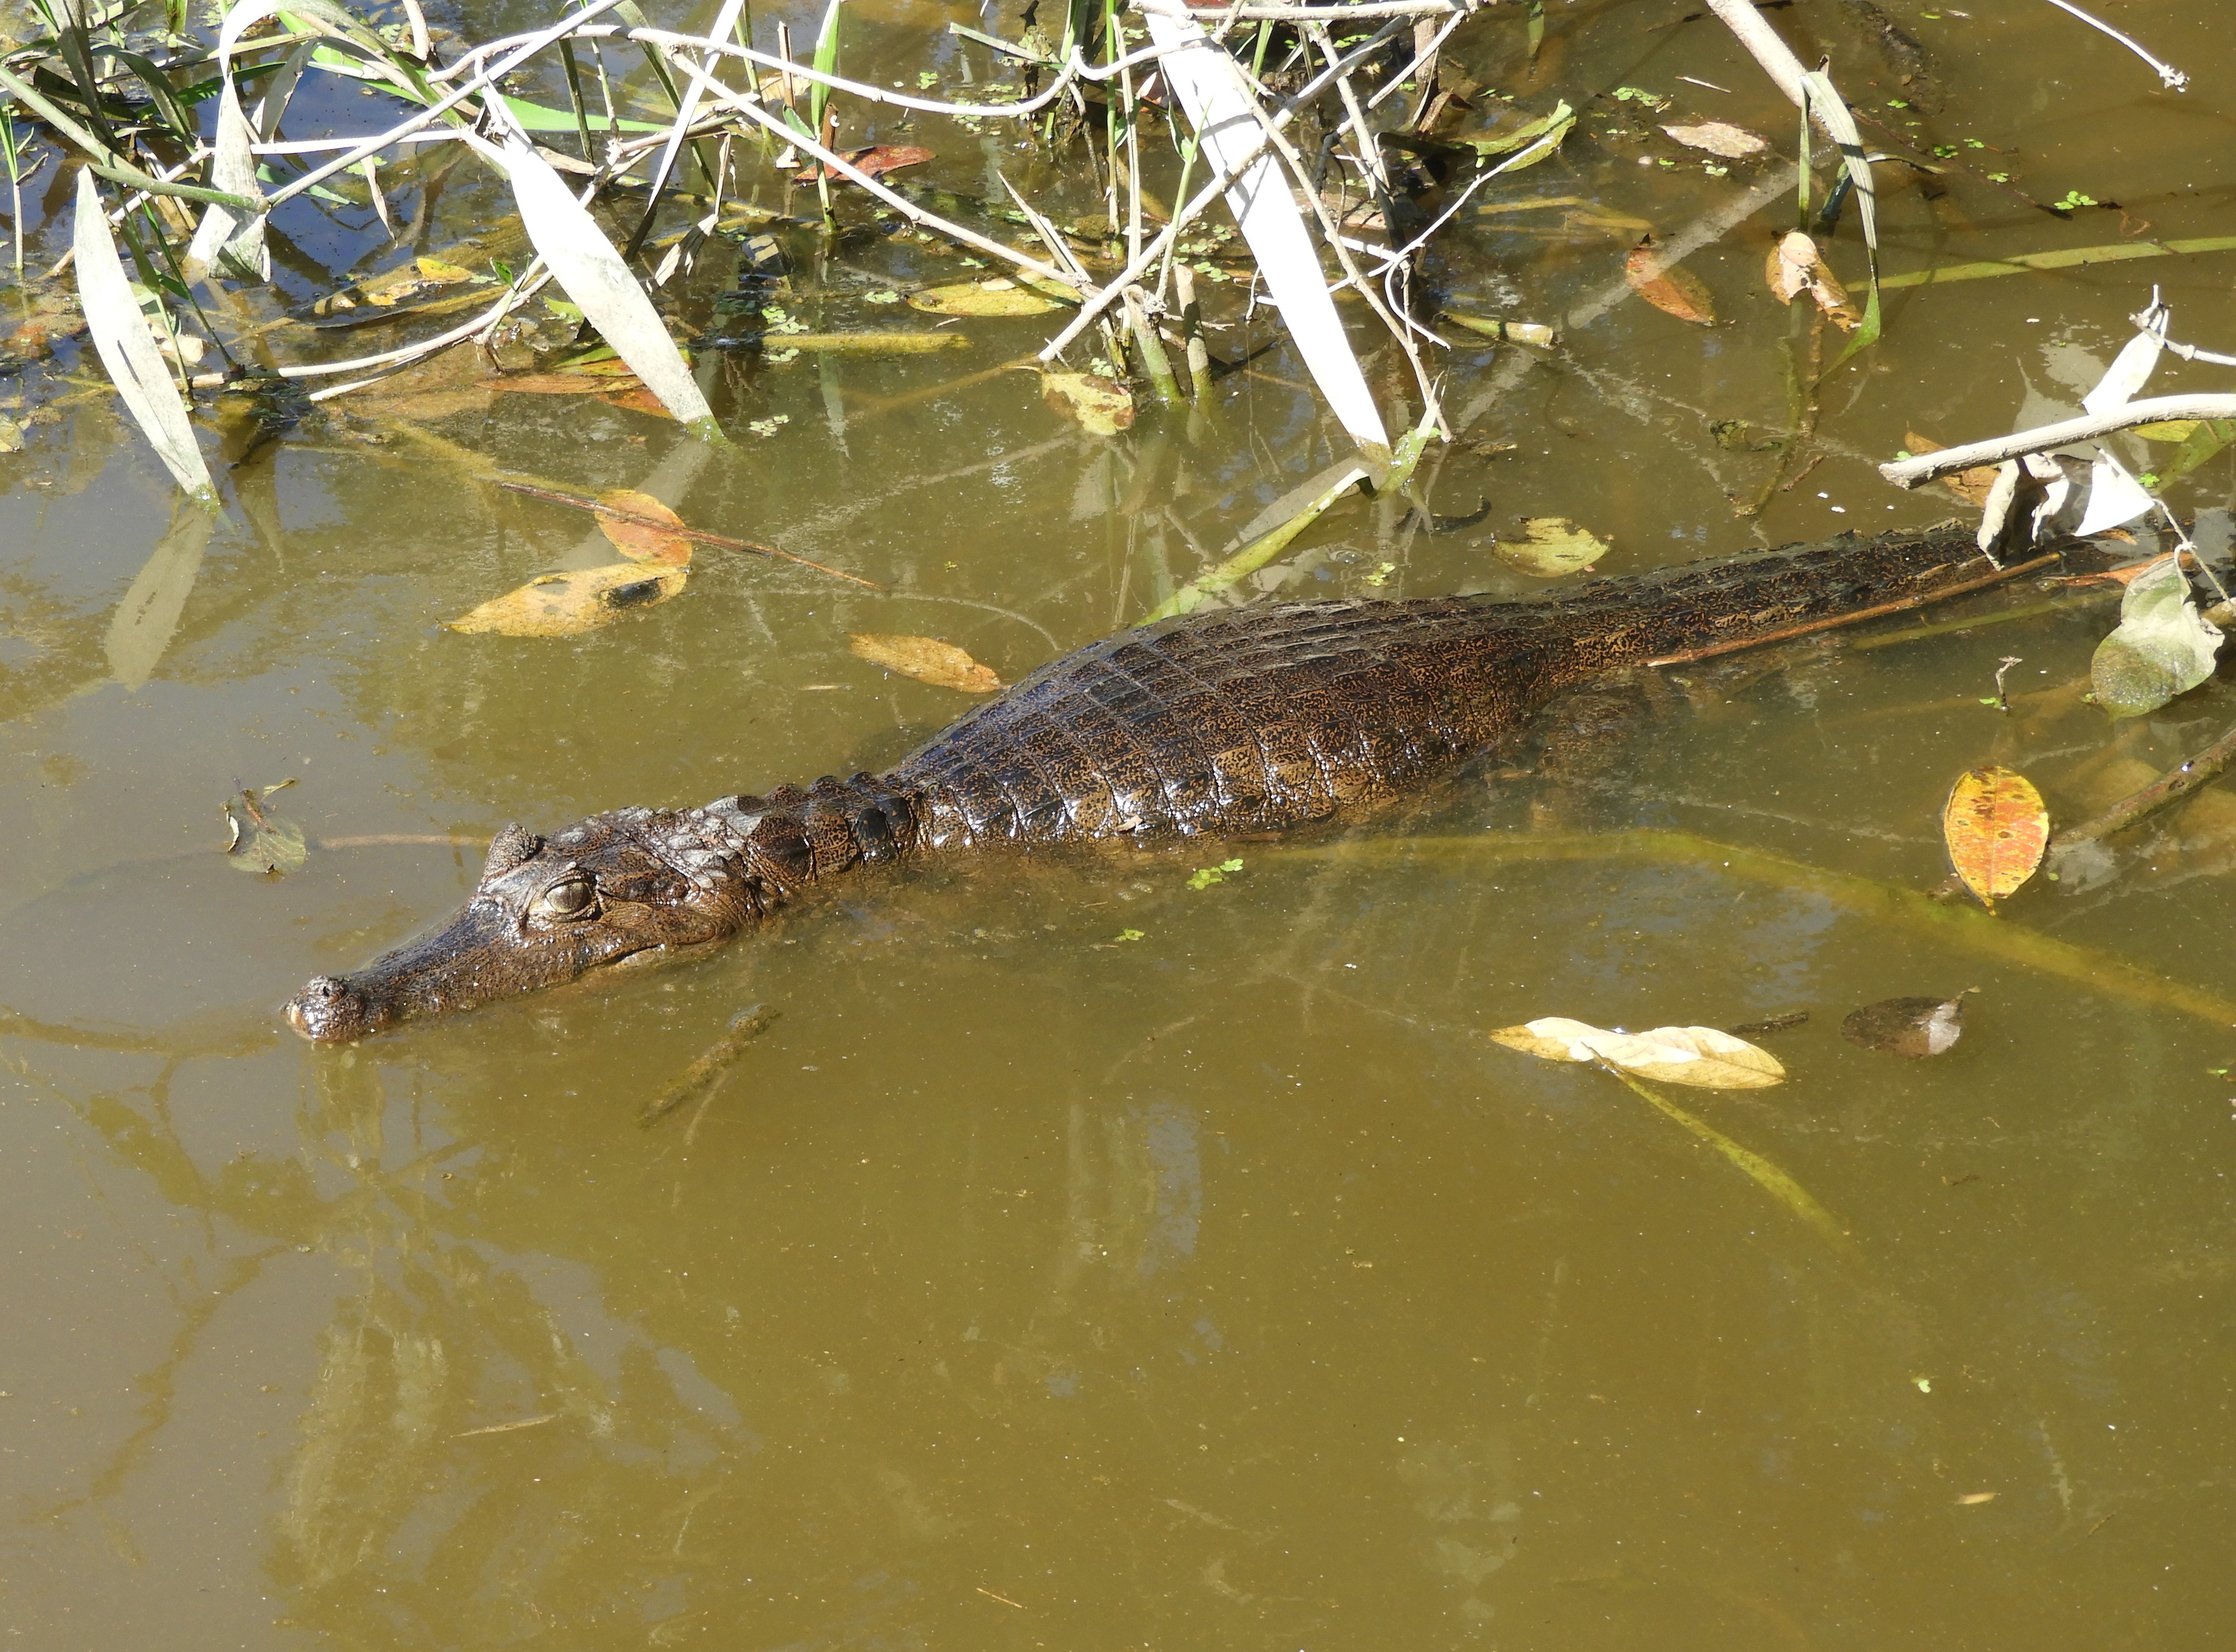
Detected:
[{"left": 534, "top": 877, "right": 596, "bottom": 920}]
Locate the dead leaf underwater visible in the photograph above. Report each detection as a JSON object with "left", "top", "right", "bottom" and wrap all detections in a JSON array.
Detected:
[
  {"left": 1661, "top": 120, "right": 1769, "bottom": 159},
  {"left": 909, "top": 279, "right": 1067, "bottom": 318},
  {"left": 1624, "top": 235, "right": 1716, "bottom": 326},
  {"left": 593, "top": 488, "right": 692, "bottom": 566},
  {"left": 1942, "top": 765, "right": 2048, "bottom": 909},
  {"left": 1499, "top": 517, "right": 1607, "bottom": 577},
  {"left": 848, "top": 634, "right": 1003, "bottom": 692},
  {"left": 1041, "top": 371, "right": 1135, "bottom": 436},
  {"left": 1843, "top": 991, "right": 1974, "bottom": 1058}
]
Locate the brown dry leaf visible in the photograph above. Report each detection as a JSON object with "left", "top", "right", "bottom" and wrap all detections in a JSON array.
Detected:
[
  {"left": 594, "top": 489, "right": 691, "bottom": 566},
  {"left": 1624, "top": 236, "right": 1716, "bottom": 326},
  {"left": 909, "top": 280, "right": 1065, "bottom": 318},
  {"left": 448, "top": 564, "right": 688, "bottom": 636},
  {"left": 1765, "top": 232, "right": 1862, "bottom": 330},
  {"left": 1842, "top": 991, "right": 1974, "bottom": 1058},
  {"left": 1488, "top": 1016, "right": 1785, "bottom": 1089},
  {"left": 1942, "top": 765, "right": 2049, "bottom": 909},
  {"left": 479, "top": 372, "right": 634, "bottom": 395},
  {"left": 1042, "top": 371, "right": 1135, "bottom": 435},
  {"left": 1661, "top": 120, "right": 1768, "bottom": 158},
  {"left": 796, "top": 144, "right": 935, "bottom": 183},
  {"left": 848, "top": 633, "right": 1003, "bottom": 692},
  {"left": 600, "top": 385, "right": 678, "bottom": 419},
  {"left": 1904, "top": 430, "right": 2000, "bottom": 508}
]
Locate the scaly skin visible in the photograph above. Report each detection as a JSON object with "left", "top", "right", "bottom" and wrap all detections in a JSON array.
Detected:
[{"left": 286, "top": 524, "right": 1988, "bottom": 1041}]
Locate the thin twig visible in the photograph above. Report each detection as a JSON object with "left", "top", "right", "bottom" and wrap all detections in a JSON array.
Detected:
[
  {"left": 2039, "top": 0, "right": 2188, "bottom": 90},
  {"left": 2049, "top": 717, "right": 2236, "bottom": 852},
  {"left": 1880, "top": 397, "right": 2236, "bottom": 486}
]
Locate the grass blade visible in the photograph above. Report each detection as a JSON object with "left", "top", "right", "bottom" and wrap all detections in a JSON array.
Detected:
[
  {"left": 72, "top": 169, "right": 216, "bottom": 501},
  {"left": 466, "top": 129, "right": 719, "bottom": 438}
]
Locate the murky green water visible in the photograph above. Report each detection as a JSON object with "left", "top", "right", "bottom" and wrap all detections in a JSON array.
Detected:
[{"left": 7, "top": 0, "right": 2236, "bottom": 1645}]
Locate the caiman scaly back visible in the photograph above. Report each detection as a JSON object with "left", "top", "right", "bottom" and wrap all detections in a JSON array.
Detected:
[{"left": 286, "top": 524, "right": 1994, "bottom": 1040}]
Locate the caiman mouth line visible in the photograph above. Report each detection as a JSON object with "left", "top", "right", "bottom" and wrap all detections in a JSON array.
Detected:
[{"left": 285, "top": 524, "right": 2023, "bottom": 1042}]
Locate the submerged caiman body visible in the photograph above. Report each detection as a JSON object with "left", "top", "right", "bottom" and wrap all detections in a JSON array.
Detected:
[{"left": 287, "top": 524, "right": 1998, "bottom": 1040}]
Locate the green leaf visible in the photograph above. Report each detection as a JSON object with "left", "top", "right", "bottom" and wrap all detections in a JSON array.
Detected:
[{"left": 2091, "top": 557, "right": 2224, "bottom": 718}]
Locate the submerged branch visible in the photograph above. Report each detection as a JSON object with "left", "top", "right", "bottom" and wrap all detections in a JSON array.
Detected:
[{"left": 2049, "top": 716, "right": 2236, "bottom": 852}]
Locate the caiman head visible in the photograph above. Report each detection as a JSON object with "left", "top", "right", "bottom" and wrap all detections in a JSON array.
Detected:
[{"left": 285, "top": 805, "right": 764, "bottom": 1042}]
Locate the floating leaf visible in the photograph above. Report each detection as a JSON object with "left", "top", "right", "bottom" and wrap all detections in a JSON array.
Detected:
[
  {"left": 908, "top": 279, "right": 1063, "bottom": 317},
  {"left": 223, "top": 780, "right": 307, "bottom": 877},
  {"left": 1488, "top": 1016, "right": 1784, "bottom": 1089},
  {"left": 1499, "top": 517, "right": 1606, "bottom": 577},
  {"left": 1661, "top": 120, "right": 1768, "bottom": 158},
  {"left": 775, "top": 331, "right": 965, "bottom": 353},
  {"left": 1764, "top": 232, "right": 1861, "bottom": 330},
  {"left": 1624, "top": 235, "right": 1716, "bottom": 326},
  {"left": 448, "top": 564, "right": 688, "bottom": 636},
  {"left": 2073, "top": 456, "right": 2155, "bottom": 536},
  {"left": 594, "top": 489, "right": 691, "bottom": 566},
  {"left": 848, "top": 633, "right": 1002, "bottom": 692},
  {"left": 72, "top": 170, "right": 215, "bottom": 501},
  {"left": 1941, "top": 765, "right": 2049, "bottom": 908},
  {"left": 1904, "top": 430, "right": 1999, "bottom": 508},
  {"left": 1187, "top": 857, "right": 1245, "bottom": 890},
  {"left": 1042, "top": 371, "right": 1135, "bottom": 436},
  {"left": 1443, "top": 314, "right": 1558, "bottom": 347},
  {"left": 2091, "top": 555, "right": 2224, "bottom": 719},
  {"left": 2132, "top": 420, "right": 2200, "bottom": 442},
  {"left": 794, "top": 143, "right": 934, "bottom": 182},
  {"left": 1450, "top": 100, "right": 1575, "bottom": 168},
  {"left": 599, "top": 384, "right": 678, "bottom": 419},
  {"left": 1842, "top": 991, "right": 1973, "bottom": 1057}
]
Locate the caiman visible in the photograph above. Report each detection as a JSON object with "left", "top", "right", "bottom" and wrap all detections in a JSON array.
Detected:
[{"left": 286, "top": 523, "right": 2015, "bottom": 1041}]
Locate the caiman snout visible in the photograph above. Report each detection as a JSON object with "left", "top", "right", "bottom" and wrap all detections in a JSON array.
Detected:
[{"left": 286, "top": 973, "right": 397, "bottom": 1042}]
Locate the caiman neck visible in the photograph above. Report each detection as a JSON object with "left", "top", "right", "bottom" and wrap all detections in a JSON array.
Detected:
[{"left": 716, "top": 773, "right": 926, "bottom": 907}]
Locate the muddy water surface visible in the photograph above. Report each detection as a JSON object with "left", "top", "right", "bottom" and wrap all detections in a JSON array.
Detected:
[{"left": 6, "top": 0, "right": 2236, "bottom": 1646}]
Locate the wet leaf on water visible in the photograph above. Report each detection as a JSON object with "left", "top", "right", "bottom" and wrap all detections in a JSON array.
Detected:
[
  {"left": 1941, "top": 765, "right": 2048, "bottom": 908},
  {"left": 1443, "top": 314, "right": 1558, "bottom": 347},
  {"left": 2091, "top": 555, "right": 2224, "bottom": 719},
  {"left": 776, "top": 332, "right": 966, "bottom": 353},
  {"left": 1842, "top": 990, "right": 1974, "bottom": 1058},
  {"left": 1488, "top": 1016, "right": 1785, "bottom": 1088},
  {"left": 848, "top": 633, "right": 1003, "bottom": 692},
  {"left": 909, "top": 280, "right": 1065, "bottom": 317},
  {"left": 1499, "top": 516, "right": 1606, "bottom": 577},
  {"left": 1624, "top": 235, "right": 1716, "bottom": 326},
  {"left": 447, "top": 564, "right": 688, "bottom": 636},
  {"left": 794, "top": 143, "right": 934, "bottom": 183},
  {"left": 1042, "top": 371, "right": 1135, "bottom": 436},
  {"left": 594, "top": 489, "right": 691, "bottom": 566},
  {"left": 599, "top": 384, "right": 678, "bottom": 419},
  {"left": 1449, "top": 100, "right": 1575, "bottom": 166},
  {"left": 223, "top": 780, "right": 306, "bottom": 877},
  {"left": 1187, "top": 857, "right": 1244, "bottom": 890},
  {"left": 1904, "top": 430, "right": 2000, "bottom": 508},
  {"left": 2074, "top": 455, "right": 2155, "bottom": 537},
  {"left": 1764, "top": 232, "right": 1861, "bottom": 330},
  {"left": 1661, "top": 120, "right": 1768, "bottom": 158}
]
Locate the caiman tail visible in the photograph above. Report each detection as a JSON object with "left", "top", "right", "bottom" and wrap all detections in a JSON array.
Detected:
[{"left": 285, "top": 523, "right": 1995, "bottom": 1040}]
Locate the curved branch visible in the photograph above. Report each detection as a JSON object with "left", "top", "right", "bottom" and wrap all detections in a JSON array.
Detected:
[{"left": 1879, "top": 395, "right": 2236, "bottom": 487}]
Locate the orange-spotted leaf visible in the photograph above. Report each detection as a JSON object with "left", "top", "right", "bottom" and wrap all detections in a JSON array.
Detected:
[
  {"left": 1942, "top": 765, "right": 2049, "bottom": 909},
  {"left": 594, "top": 489, "right": 692, "bottom": 567},
  {"left": 447, "top": 564, "right": 687, "bottom": 636},
  {"left": 1624, "top": 235, "right": 1716, "bottom": 326}
]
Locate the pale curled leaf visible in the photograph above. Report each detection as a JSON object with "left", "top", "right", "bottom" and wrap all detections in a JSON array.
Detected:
[
  {"left": 1765, "top": 233, "right": 1860, "bottom": 330},
  {"left": 2091, "top": 554, "right": 2224, "bottom": 718},
  {"left": 72, "top": 170, "right": 215, "bottom": 500},
  {"left": 2081, "top": 323, "right": 2163, "bottom": 416},
  {"left": 848, "top": 634, "right": 1002, "bottom": 693},
  {"left": 1624, "top": 236, "right": 1715, "bottom": 326},
  {"left": 1042, "top": 371, "right": 1134, "bottom": 436},
  {"left": 447, "top": 564, "right": 687, "bottom": 636},
  {"left": 1941, "top": 766, "right": 2048, "bottom": 906},
  {"left": 1489, "top": 1017, "right": 1785, "bottom": 1088},
  {"left": 2073, "top": 455, "right": 2155, "bottom": 536},
  {"left": 1661, "top": 120, "right": 1768, "bottom": 158},
  {"left": 465, "top": 130, "right": 716, "bottom": 437}
]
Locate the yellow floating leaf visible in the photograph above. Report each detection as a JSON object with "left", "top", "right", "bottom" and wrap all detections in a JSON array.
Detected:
[
  {"left": 594, "top": 489, "right": 692, "bottom": 566},
  {"left": 1489, "top": 1016, "right": 1785, "bottom": 1088},
  {"left": 1041, "top": 370, "right": 1134, "bottom": 435},
  {"left": 1624, "top": 234, "right": 1716, "bottom": 326},
  {"left": 1942, "top": 765, "right": 2049, "bottom": 908},
  {"left": 2132, "top": 420, "right": 2200, "bottom": 442},
  {"left": 848, "top": 633, "right": 1003, "bottom": 692},
  {"left": 777, "top": 331, "right": 966, "bottom": 353},
  {"left": 415, "top": 255, "right": 475, "bottom": 283},
  {"left": 908, "top": 279, "right": 1064, "bottom": 317},
  {"left": 448, "top": 563, "right": 687, "bottom": 636}
]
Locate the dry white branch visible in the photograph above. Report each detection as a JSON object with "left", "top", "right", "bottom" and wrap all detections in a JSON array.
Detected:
[
  {"left": 1879, "top": 396, "right": 2236, "bottom": 487},
  {"left": 2040, "top": 0, "right": 2188, "bottom": 91}
]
